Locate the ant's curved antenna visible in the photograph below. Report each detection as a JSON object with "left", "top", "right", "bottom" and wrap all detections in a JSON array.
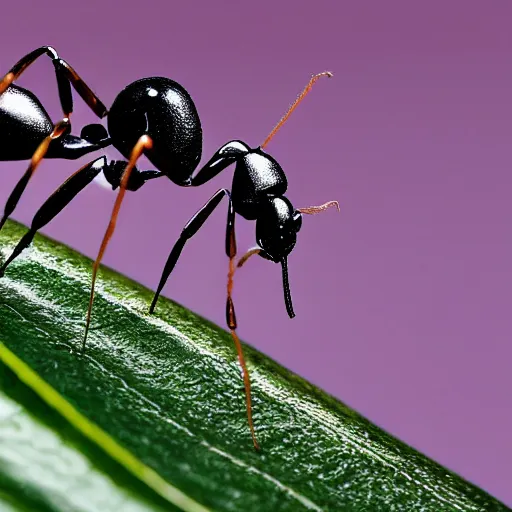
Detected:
[{"left": 261, "top": 71, "right": 333, "bottom": 150}]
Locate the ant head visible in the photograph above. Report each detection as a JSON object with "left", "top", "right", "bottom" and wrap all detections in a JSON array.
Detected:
[
  {"left": 255, "top": 196, "right": 302, "bottom": 319},
  {"left": 256, "top": 196, "right": 302, "bottom": 262},
  {"left": 234, "top": 72, "right": 333, "bottom": 321},
  {"left": 251, "top": 195, "right": 339, "bottom": 320}
]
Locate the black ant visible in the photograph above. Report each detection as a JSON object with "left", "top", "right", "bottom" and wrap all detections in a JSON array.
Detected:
[{"left": 0, "top": 46, "right": 339, "bottom": 449}]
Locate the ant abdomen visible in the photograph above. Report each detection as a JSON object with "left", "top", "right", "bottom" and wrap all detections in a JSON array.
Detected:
[{"left": 0, "top": 84, "right": 55, "bottom": 160}]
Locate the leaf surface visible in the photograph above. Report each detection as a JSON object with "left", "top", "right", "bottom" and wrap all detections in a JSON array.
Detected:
[{"left": 0, "top": 220, "right": 509, "bottom": 511}]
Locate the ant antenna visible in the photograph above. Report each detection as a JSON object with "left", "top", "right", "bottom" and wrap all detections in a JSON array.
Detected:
[
  {"left": 237, "top": 247, "right": 261, "bottom": 268},
  {"left": 298, "top": 200, "right": 340, "bottom": 215},
  {"left": 260, "top": 71, "right": 333, "bottom": 150}
]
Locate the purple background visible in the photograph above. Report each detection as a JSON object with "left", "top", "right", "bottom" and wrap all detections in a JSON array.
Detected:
[{"left": 0, "top": 0, "right": 511, "bottom": 505}]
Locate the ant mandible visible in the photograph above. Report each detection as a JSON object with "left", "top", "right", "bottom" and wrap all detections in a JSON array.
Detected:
[{"left": 0, "top": 46, "right": 339, "bottom": 450}]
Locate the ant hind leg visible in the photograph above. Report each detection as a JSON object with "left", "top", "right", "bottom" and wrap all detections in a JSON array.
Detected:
[{"left": 0, "top": 156, "right": 107, "bottom": 276}]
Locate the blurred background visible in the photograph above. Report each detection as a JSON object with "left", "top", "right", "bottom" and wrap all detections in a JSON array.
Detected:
[{"left": 0, "top": 0, "right": 511, "bottom": 505}]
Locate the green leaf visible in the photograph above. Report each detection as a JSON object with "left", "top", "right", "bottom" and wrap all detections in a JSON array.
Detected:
[
  {"left": 0, "top": 219, "right": 509, "bottom": 511},
  {"left": 0, "top": 363, "right": 180, "bottom": 512}
]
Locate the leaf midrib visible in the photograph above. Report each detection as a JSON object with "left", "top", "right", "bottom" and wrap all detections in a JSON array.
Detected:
[{"left": 0, "top": 343, "right": 210, "bottom": 512}]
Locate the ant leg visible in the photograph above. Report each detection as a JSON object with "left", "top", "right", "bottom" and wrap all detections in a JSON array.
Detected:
[
  {"left": 0, "top": 46, "right": 107, "bottom": 119},
  {"left": 0, "top": 157, "right": 107, "bottom": 276},
  {"left": 226, "top": 195, "right": 237, "bottom": 329},
  {"left": 237, "top": 247, "right": 262, "bottom": 268},
  {"left": 0, "top": 47, "right": 109, "bottom": 164},
  {"left": 55, "top": 58, "right": 108, "bottom": 118},
  {"left": 0, "top": 45, "right": 109, "bottom": 226},
  {"left": 0, "top": 119, "right": 70, "bottom": 231},
  {"left": 189, "top": 141, "right": 250, "bottom": 187},
  {"left": 149, "top": 189, "right": 260, "bottom": 449},
  {"left": 102, "top": 161, "right": 163, "bottom": 192},
  {"left": 225, "top": 199, "right": 260, "bottom": 450},
  {"left": 149, "top": 188, "right": 230, "bottom": 313},
  {"left": 83, "top": 136, "right": 153, "bottom": 351}
]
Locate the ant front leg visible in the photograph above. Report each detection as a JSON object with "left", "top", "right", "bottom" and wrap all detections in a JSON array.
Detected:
[
  {"left": 149, "top": 188, "right": 260, "bottom": 450},
  {"left": 149, "top": 188, "right": 231, "bottom": 313},
  {"left": 224, "top": 198, "right": 260, "bottom": 450},
  {"left": 188, "top": 141, "right": 251, "bottom": 187}
]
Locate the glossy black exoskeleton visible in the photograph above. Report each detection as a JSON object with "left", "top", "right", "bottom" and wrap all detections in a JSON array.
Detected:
[{"left": 0, "top": 46, "right": 337, "bottom": 449}]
